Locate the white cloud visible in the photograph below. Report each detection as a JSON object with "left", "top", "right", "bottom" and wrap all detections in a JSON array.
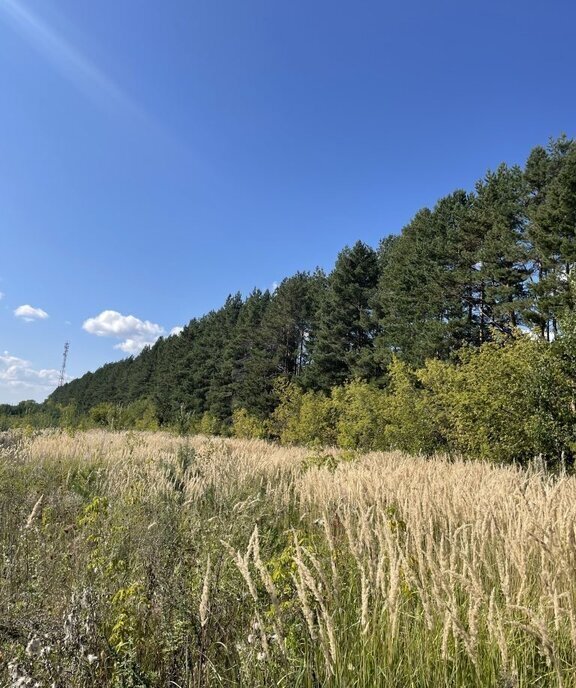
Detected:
[
  {"left": 169, "top": 326, "right": 184, "bottom": 337},
  {"left": 0, "top": 352, "right": 61, "bottom": 402},
  {"left": 0, "top": 292, "right": 4, "bottom": 300},
  {"left": 83, "top": 310, "right": 165, "bottom": 354},
  {"left": 115, "top": 338, "right": 150, "bottom": 354},
  {"left": 14, "top": 304, "right": 49, "bottom": 321}
]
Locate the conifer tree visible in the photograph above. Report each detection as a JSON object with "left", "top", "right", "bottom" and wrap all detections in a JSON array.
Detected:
[
  {"left": 208, "top": 289, "right": 271, "bottom": 419},
  {"left": 48, "top": 136, "right": 576, "bottom": 435},
  {"left": 469, "top": 163, "right": 529, "bottom": 340},
  {"left": 375, "top": 191, "right": 474, "bottom": 364},
  {"left": 191, "top": 294, "right": 243, "bottom": 419},
  {"left": 308, "top": 241, "right": 379, "bottom": 389},
  {"left": 525, "top": 136, "right": 576, "bottom": 339},
  {"left": 260, "top": 270, "right": 325, "bottom": 378}
]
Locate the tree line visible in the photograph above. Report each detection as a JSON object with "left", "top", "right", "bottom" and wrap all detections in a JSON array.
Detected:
[{"left": 6, "top": 136, "right": 576, "bottom": 464}]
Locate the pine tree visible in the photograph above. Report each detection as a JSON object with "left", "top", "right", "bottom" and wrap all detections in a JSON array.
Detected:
[
  {"left": 207, "top": 289, "right": 271, "bottom": 419},
  {"left": 259, "top": 270, "right": 325, "bottom": 379},
  {"left": 308, "top": 241, "right": 379, "bottom": 389},
  {"left": 526, "top": 136, "right": 576, "bottom": 339},
  {"left": 470, "top": 163, "right": 529, "bottom": 341},
  {"left": 189, "top": 294, "right": 243, "bottom": 419},
  {"left": 374, "top": 191, "right": 475, "bottom": 365}
]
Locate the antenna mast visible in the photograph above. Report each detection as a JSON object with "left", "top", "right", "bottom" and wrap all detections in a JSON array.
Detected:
[{"left": 58, "top": 342, "right": 69, "bottom": 387}]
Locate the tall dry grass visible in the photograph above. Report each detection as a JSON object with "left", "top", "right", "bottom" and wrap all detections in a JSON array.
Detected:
[{"left": 1, "top": 429, "right": 576, "bottom": 686}]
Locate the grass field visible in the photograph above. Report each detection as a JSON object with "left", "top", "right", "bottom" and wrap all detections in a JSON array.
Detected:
[{"left": 2, "top": 429, "right": 576, "bottom": 687}]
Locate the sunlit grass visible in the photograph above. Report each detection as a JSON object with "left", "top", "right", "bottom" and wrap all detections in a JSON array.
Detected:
[{"left": 1, "top": 429, "right": 575, "bottom": 686}]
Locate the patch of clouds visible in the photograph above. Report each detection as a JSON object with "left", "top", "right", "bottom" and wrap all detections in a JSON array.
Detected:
[
  {"left": 83, "top": 310, "right": 165, "bottom": 354},
  {"left": 0, "top": 351, "right": 61, "bottom": 402},
  {"left": 169, "top": 326, "right": 184, "bottom": 337},
  {"left": 14, "top": 304, "right": 49, "bottom": 321},
  {"left": 0, "top": 292, "right": 4, "bottom": 300}
]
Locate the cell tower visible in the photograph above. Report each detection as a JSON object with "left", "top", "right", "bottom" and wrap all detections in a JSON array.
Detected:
[{"left": 58, "top": 342, "right": 69, "bottom": 387}]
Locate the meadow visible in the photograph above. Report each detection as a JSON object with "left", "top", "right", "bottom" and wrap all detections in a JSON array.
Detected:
[{"left": 2, "top": 429, "right": 576, "bottom": 687}]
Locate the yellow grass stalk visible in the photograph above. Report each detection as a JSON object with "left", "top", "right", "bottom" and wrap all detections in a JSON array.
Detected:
[
  {"left": 24, "top": 495, "right": 43, "bottom": 530},
  {"left": 199, "top": 555, "right": 211, "bottom": 628}
]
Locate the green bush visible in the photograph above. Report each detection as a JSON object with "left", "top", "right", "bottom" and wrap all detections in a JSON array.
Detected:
[
  {"left": 332, "top": 380, "right": 388, "bottom": 450},
  {"left": 380, "top": 357, "right": 447, "bottom": 455},
  {"left": 272, "top": 383, "right": 337, "bottom": 446},
  {"left": 231, "top": 408, "right": 268, "bottom": 439},
  {"left": 198, "top": 411, "right": 223, "bottom": 436},
  {"left": 440, "top": 338, "right": 574, "bottom": 464}
]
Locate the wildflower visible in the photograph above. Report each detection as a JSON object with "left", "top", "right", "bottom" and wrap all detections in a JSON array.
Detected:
[
  {"left": 256, "top": 652, "right": 266, "bottom": 661},
  {"left": 87, "top": 654, "right": 98, "bottom": 665}
]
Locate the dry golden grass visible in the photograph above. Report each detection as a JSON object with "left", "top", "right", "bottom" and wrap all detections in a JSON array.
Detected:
[{"left": 3, "top": 429, "right": 576, "bottom": 686}]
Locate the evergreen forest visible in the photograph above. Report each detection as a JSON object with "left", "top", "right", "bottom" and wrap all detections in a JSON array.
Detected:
[{"left": 5, "top": 136, "right": 576, "bottom": 465}]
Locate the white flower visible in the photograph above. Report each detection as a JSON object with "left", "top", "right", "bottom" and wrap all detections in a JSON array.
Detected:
[
  {"left": 247, "top": 633, "right": 255, "bottom": 644},
  {"left": 256, "top": 651, "right": 266, "bottom": 661},
  {"left": 87, "top": 654, "right": 98, "bottom": 665}
]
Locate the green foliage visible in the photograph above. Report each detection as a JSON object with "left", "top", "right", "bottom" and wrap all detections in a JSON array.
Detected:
[
  {"left": 332, "top": 380, "right": 388, "bottom": 450},
  {"left": 380, "top": 358, "right": 446, "bottom": 455},
  {"left": 231, "top": 408, "right": 268, "bottom": 439},
  {"left": 269, "top": 335, "right": 575, "bottom": 466},
  {"left": 89, "top": 402, "right": 123, "bottom": 429},
  {"left": 198, "top": 411, "right": 223, "bottom": 436},
  {"left": 375, "top": 193, "right": 476, "bottom": 365},
  {"left": 438, "top": 338, "right": 573, "bottom": 464},
  {"left": 308, "top": 241, "right": 380, "bottom": 389},
  {"left": 59, "top": 402, "right": 80, "bottom": 431},
  {"left": 271, "top": 382, "right": 337, "bottom": 446},
  {"left": 4, "top": 135, "right": 573, "bottom": 467},
  {"left": 300, "top": 449, "right": 358, "bottom": 472},
  {"left": 125, "top": 399, "right": 159, "bottom": 431},
  {"left": 260, "top": 271, "right": 325, "bottom": 378},
  {"left": 173, "top": 404, "right": 193, "bottom": 436},
  {"left": 525, "top": 137, "right": 576, "bottom": 338}
]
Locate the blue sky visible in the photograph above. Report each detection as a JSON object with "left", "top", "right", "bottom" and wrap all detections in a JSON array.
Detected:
[{"left": 0, "top": 0, "right": 574, "bottom": 403}]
